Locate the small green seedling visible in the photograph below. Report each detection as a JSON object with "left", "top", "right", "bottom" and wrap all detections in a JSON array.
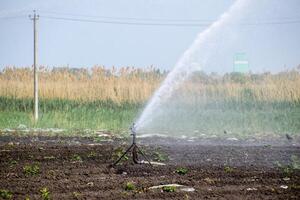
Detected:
[
  {"left": 25, "top": 196, "right": 30, "bottom": 200},
  {"left": 0, "top": 189, "right": 13, "bottom": 199},
  {"left": 175, "top": 167, "right": 188, "bottom": 175},
  {"left": 40, "top": 187, "right": 50, "bottom": 200},
  {"left": 8, "top": 160, "right": 18, "bottom": 168},
  {"left": 72, "top": 192, "right": 81, "bottom": 199},
  {"left": 283, "top": 166, "right": 293, "bottom": 176},
  {"left": 113, "top": 148, "right": 128, "bottom": 161},
  {"left": 291, "top": 155, "right": 300, "bottom": 170},
  {"left": 23, "top": 164, "right": 40, "bottom": 176},
  {"left": 275, "top": 155, "right": 300, "bottom": 177},
  {"left": 124, "top": 182, "right": 135, "bottom": 191},
  {"left": 153, "top": 151, "right": 168, "bottom": 162},
  {"left": 224, "top": 166, "right": 233, "bottom": 173},
  {"left": 87, "top": 151, "right": 97, "bottom": 158},
  {"left": 71, "top": 154, "right": 82, "bottom": 162},
  {"left": 162, "top": 186, "right": 176, "bottom": 192},
  {"left": 275, "top": 161, "right": 292, "bottom": 176}
]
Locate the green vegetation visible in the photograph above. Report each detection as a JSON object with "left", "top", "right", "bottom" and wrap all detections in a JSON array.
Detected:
[
  {"left": 0, "top": 97, "right": 299, "bottom": 138},
  {"left": 162, "top": 186, "right": 176, "bottom": 192},
  {"left": 124, "top": 182, "right": 135, "bottom": 191},
  {"left": 175, "top": 167, "right": 188, "bottom": 175},
  {"left": 0, "top": 189, "right": 13, "bottom": 199},
  {"left": 224, "top": 166, "right": 234, "bottom": 173},
  {"left": 112, "top": 147, "right": 128, "bottom": 161},
  {"left": 291, "top": 155, "right": 300, "bottom": 170},
  {"left": 276, "top": 155, "right": 300, "bottom": 176},
  {"left": 87, "top": 151, "right": 97, "bottom": 158},
  {"left": 0, "top": 70, "right": 300, "bottom": 136},
  {"left": 71, "top": 154, "right": 82, "bottom": 162},
  {"left": 9, "top": 160, "right": 18, "bottom": 166},
  {"left": 146, "top": 99, "right": 300, "bottom": 138},
  {"left": 23, "top": 164, "right": 40, "bottom": 176},
  {"left": 0, "top": 97, "right": 140, "bottom": 133},
  {"left": 40, "top": 187, "right": 50, "bottom": 200},
  {"left": 153, "top": 151, "right": 168, "bottom": 162},
  {"left": 72, "top": 192, "right": 82, "bottom": 199}
]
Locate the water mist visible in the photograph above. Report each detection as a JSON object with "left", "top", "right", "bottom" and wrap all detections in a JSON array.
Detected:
[{"left": 136, "top": 0, "right": 251, "bottom": 134}]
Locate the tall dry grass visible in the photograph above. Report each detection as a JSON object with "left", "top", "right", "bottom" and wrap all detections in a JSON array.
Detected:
[
  {"left": 0, "top": 66, "right": 163, "bottom": 103},
  {"left": 0, "top": 66, "right": 300, "bottom": 103}
]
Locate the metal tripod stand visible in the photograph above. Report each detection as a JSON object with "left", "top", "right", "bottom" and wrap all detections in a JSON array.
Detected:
[{"left": 112, "top": 123, "right": 152, "bottom": 166}]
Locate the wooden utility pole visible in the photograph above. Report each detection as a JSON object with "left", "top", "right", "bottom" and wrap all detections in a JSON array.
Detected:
[{"left": 29, "top": 10, "right": 39, "bottom": 121}]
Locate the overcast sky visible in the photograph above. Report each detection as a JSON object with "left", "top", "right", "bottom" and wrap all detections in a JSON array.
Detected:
[{"left": 0, "top": 0, "right": 299, "bottom": 73}]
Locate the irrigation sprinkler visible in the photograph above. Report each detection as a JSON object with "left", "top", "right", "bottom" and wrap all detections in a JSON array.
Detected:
[{"left": 112, "top": 123, "right": 152, "bottom": 166}]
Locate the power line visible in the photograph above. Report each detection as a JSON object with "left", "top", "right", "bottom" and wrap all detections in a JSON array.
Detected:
[
  {"left": 0, "top": 15, "right": 27, "bottom": 20},
  {"left": 41, "top": 15, "right": 300, "bottom": 27},
  {"left": 243, "top": 20, "right": 300, "bottom": 25},
  {"left": 40, "top": 10, "right": 300, "bottom": 23},
  {"left": 2, "top": 12, "right": 300, "bottom": 27},
  {"left": 42, "top": 16, "right": 211, "bottom": 27},
  {"left": 40, "top": 10, "right": 214, "bottom": 22}
]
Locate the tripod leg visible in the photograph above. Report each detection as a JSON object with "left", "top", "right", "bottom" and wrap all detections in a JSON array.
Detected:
[
  {"left": 136, "top": 146, "right": 153, "bottom": 167},
  {"left": 132, "top": 145, "right": 139, "bottom": 164},
  {"left": 112, "top": 144, "right": 134, "bottom": 166}
]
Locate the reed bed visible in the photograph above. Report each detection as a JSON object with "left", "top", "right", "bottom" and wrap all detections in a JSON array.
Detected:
[
  {"left": 0, "top": 66, "right": 299, "bottom": 103},
  {"left": 0, "top": 66, "right": 163, "bottom": 103},
  {"left": 0, "top": 66, "right": 299, "bottom": 132}
]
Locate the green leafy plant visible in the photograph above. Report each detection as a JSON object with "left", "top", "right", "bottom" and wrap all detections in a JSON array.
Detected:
[
  {"left": 153, "top": 151, "right": 168, "bottom": 162},
  {"left": 87, "top": 151, "right": 97, "bottom": 158},
  {"left": 224, "top": 166, "right": 233, "bottom": 173},
  {"left": 71, "top": 154, "right": 82, "bottom": 162},
  {"left": 162, "top": 186, "right": 176, "bottom": 192},
  {"left": 124, "top": 182, "right": 135, "bottom": 191},
  {"left": 8, "top": 160, "right": 18, "bottom": 168},
  {"left": 283, "top": 167, "right": 293, "bottom": 176},
  {"left": 23, "top": 164, "right": 40, "bottom": 176},
  {"left": 72, "top": 192, "right": 81, "bottom": 199},
  {"left": 291, "top": 155, "right": 300, "bottom": 170},
  {"left": 0, "top": 189, "right": 13, "bottom": 199},
  {"left": 40, "top": 187, "right": 50, "bottom": 200},
  {"left": 175, "top": 167, "right": 188, "bottom": 175},
  {"left": 275, "top": 155, "right": 300, "bottom": 176}
]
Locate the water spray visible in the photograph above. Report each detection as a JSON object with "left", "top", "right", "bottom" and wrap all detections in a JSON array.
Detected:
[
  {"left": 112, "top": 123, "right": 152, "bottom": 166},
  {"left": 135, "top": 0, "right": 251, "bottom": 133}
]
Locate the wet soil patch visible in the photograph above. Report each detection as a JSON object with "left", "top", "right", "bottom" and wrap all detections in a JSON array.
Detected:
[{"left": 0, "top": 136, "right": 299, "bottom": 199}]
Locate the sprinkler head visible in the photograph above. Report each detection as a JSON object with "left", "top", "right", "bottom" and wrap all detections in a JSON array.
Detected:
[
  {"left": 130, "top": 123, "right": 137, "bottom": 136},
  {"left": 130, "top": 123, "right": 137, "bottom": 145}
]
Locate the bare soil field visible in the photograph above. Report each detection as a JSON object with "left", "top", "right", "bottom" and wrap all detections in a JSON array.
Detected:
[{"left": 0, "top": 136, "right": 299, "bottom": 200}]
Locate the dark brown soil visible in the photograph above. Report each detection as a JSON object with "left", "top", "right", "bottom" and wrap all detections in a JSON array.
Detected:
[{"left": 0, "top": 136, "right": 299, "bottom": 200}]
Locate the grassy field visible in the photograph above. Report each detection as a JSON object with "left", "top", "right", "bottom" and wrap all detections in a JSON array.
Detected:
[
  {"left": 0, "top": 97, "right": 141, "bottom": 133},
  {"left": 0, "top": 66, "right": 299, "bottom": 135}
]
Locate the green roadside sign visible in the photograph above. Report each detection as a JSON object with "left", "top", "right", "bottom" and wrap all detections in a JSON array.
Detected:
[{"left": 234, "top": 53, "right": 249, "bottom": 73}]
